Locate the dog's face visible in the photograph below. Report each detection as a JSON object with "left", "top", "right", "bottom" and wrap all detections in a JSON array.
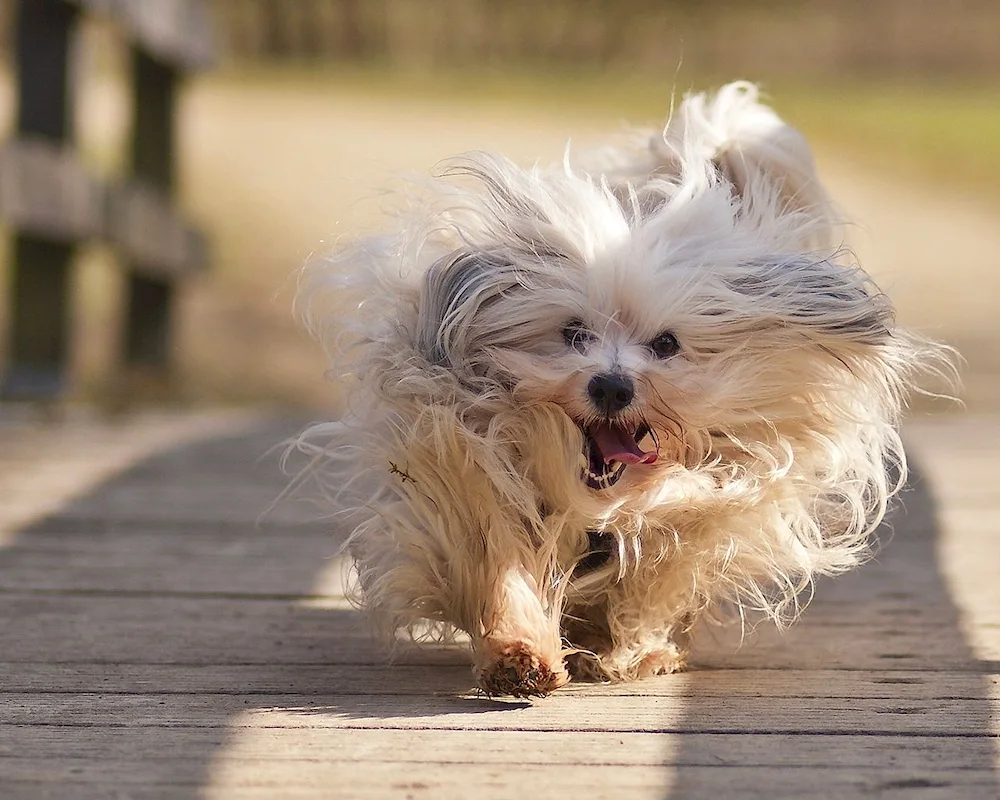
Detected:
[{"left": 412, "top": 160, "right": 894, "bottom": 498}]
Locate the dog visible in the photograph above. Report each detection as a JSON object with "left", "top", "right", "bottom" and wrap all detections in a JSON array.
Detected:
[{"left": 293, "top": 82, "right": 951, "bottom": 696}]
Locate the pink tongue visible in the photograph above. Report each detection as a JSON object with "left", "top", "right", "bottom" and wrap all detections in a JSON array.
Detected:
[{"left": 590, "top": 424, "right": 658, "bottom": 465}]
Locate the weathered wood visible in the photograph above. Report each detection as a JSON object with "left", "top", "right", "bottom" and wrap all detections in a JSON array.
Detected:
[
  {"left": 115, "top": 43, "right": 204, "bottom": 381},
  {"left": 105, "top": 181, "right": 207, "bottom": 277},
  {"left": 0, "top": 690, "right": 995, "bottom": 736},
  {"left": 0, "top": 236, "right": 73, "bottom": 399},
  {"left": 0, "top": 549, "right": 349, "bottom": 596},
  {"left": 3, "top": 726, "right": 994, "bottom": 769},
  {"left": 0, "top": 662, "right": 991, "bottom": 700},
  {"left": 15, "top": 0, "right": 77, "bottom": 139},
  {"left": 201, "top": 763, "right": 1000, "bottom": 800},
  {"left": 1, "top": 0, "right": 85, "bottom": 400},
  {"left": 132, "top": 44, "right": 176, "bottom": 191},
  {"left": 4, "top": 543, "right": 1000, "bottom": 629},
  {"left": 0, "top": 590, "right": 996, "bottom": 672},
  {"left": 1, "top": 760, "right": 997, "bottom": 800},
  {"left": 0, "top": 415, "right": 997, "bottom": 798},
  {"left": 68, "top": 0, "right": 215, "bottom": 69},
  {"left": 0, "top": 0, "right": 214, "bottom": 401},
  {"left": 0, "top": 140, "right": 104, "bottom": 239},
  {"left": 0, "top": 410, "right": 263, "bottom": 535}
]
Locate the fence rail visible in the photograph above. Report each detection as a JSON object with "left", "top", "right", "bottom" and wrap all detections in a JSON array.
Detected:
[{"left": 0, "top": 0, "right": 213, "bottom": 403}]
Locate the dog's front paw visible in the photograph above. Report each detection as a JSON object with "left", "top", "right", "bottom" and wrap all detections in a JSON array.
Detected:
[
  {"left": 566, "top": 641, "right": 688, "bottom": 682},
  {"left": 633, "top": 646, "right": 687, "bottom": 678},
  {"left": 475, "top": 640, "right": 569, "bottom": 697}
]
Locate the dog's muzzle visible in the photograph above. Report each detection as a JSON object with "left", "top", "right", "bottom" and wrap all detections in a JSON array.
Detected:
[{"left": 579, "top": 421, "right": 657, "bottom": 490}]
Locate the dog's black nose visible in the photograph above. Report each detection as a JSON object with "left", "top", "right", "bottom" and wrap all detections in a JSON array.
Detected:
[{"left": 587, "top": 373, "right": 634, "bottom": 415}]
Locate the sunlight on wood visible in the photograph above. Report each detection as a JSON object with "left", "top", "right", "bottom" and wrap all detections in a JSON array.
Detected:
[
  {"left": 203, "top": 710, "right": 681, "bottom": 800},
  {"left": 0, "top": 409, "right": 260, "bottom": 539},
  {"left": 906, "top": 417, "right": 1000, "bottom": 747}
]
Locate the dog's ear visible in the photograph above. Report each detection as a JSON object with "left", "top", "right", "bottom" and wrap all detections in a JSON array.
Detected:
[
  {"left": 416, "top": 250, "right": 513, "bottom": 368},
  {"left": 708, "top": 112, "right": 824, "bottom": 217},
  {"left": 728, "top": 256, "right": 893, "bottom": 347},
  {"left": 651, "top": 83, "right": 830, "bottom": 219}
]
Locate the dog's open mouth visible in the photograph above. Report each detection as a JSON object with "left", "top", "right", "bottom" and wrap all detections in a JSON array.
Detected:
[{"left": 579, "top": 422, "right": 657, "bottom": 490}]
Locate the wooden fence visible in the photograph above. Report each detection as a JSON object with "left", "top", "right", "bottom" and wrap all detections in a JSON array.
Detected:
[{"left": 0, "top": 0, "right": 213, "bottom": 402}]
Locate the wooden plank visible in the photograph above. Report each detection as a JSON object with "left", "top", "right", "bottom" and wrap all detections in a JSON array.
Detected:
[
  {"left": 905, "top": 417, "right": 1000, "bottom": 667},
  {"left": 15, "top": 0, "right": 77, "bottom": 139},
  {"left": 0, "top": 593, "right": 452, "bottom": 666},
  {"left": 1, "top": 508, "right": 985, "bottom": 613},
  {"left": 0, "top": 139, "right": 103, "bottom": 240},
  {"left": 0, "top": 414, "right": 996, "bottom": 799},
  {"left": 0, "top": 547, "right": 349, "bottom": 596},
  {"left": 0, "top": 411, "right": 264, "bottom": 535},
  {"left": 0, "top": 590, "right": 995, "bottom": 670},
  {"left": 105, "top": 180, "right": 207, "bottom": 276},
  {"left": 0, "top": 236, "right": 73, "bottom": 399},
  {"left": 2, "top": 521, "right": 333, "bottom": 555},
  {"left": 0, "top": 417, "right": 320, "bottom": 528},
  {"left": 0, "top": 760, "right": 996, "bottom": 800},
  {"left": 6, "top": 0, "right": 92, "bottom": 403},
  {"left": 3, "top": 726, "right": 994, "bottom": 769},
  {"left": 206, "top": 764, "right": 997, "bottom": 800},
  {"left": 23, "top": 473, "right": 317, "bottom": 527},
  {"left": 0, "top": 663, "right": 993, "bottom": 700},
  {"left": 68, "top": 0, "right": 215, "bottom": 69},
  {"left": 5, "top": 541, "right": 1000, "bottom": 626},
  {"left": 0, "top": 691, "right": 995, "bottom": 736},
  {"left": 0, "top": 784, "right": 182, "bottom": 800}
]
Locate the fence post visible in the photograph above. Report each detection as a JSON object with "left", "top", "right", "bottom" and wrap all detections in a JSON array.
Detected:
[
  {"left": 121, "top": 48, "right": 178, "bottom": 379},
  {"left": 1, "top": 0, "right": 80, "bottom": 400}
]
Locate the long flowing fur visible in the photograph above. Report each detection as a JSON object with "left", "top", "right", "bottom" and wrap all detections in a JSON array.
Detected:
[{"left": 292, "top": 82, "right": 954, "bottom": 692}]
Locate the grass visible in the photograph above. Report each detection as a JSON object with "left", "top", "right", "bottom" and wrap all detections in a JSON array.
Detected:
[
  {"left": 770, "top": 81, "right": 1000, "bottom": 202},
  {"left": 216, "top": 63, "right": 1000, "bottom": 202}
]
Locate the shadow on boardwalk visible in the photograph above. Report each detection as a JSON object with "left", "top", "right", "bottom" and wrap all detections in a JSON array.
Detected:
[
  {"left": 0, "top": 420, "right": 996, "bottom": 797},
  {"left": 671, "top": 460, "right": 1000, "bottom": 798}
]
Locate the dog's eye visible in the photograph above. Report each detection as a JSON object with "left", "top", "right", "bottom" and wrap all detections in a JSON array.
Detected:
[
  {"left": 562, "top": 318, "right": 595, "bottom": 352},
  {"left": 649, "top": 330, "right": 680, "bottom": 359}
]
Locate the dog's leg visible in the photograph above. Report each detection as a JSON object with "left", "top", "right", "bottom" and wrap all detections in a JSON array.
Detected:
[
  {"left": 558, "top": 534, "right": 692, "bottom": 682},
  {"left": 603, "top": 626, "right": 691, "bottom": 680},
  {"left": 473, "top": 565, "right": 569, "bottom": 696},
  {"left": 563, "top": 567, "right": 693, "bottom": 682},
  {"left": 563, "top": 606, "right": 689, "bottom": 681},
  {"left": 598, "top": 577, "right": 693, "bottom": 680}
]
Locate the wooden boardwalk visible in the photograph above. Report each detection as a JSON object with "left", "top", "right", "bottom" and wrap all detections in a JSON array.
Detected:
[{"left": 0, "top": 411, "right": 997, "bottom": 799}]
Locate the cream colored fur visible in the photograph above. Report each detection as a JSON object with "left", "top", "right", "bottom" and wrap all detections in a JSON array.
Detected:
[{"left": 292, "top": 82, "right": 952, "bottom": 695}]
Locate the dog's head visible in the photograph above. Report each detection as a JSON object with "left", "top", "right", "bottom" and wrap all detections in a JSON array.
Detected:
[
  {"left": 310, "top": 85, "right": 929, "bottom": 518},
  {"left": 409, "top": 147, "right": 898, "bottom": 500}
]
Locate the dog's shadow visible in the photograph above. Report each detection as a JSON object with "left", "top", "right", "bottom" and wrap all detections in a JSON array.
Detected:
[{"left": 1, "top": 420, "right": 996, "bottom": 798}]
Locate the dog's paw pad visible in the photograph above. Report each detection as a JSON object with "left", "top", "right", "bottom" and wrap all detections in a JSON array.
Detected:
[{"left": 477, "top": 642, "right": 568, "bottom": 697}]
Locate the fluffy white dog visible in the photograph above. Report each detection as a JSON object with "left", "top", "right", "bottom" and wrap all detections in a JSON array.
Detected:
[{"left": 295, "top": 82, "right": 948, "bottom": 696}]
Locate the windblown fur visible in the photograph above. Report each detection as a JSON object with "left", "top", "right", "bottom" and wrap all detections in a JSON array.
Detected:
[{"left": 293, "top": 82, "right": 950, "bottom": 695}]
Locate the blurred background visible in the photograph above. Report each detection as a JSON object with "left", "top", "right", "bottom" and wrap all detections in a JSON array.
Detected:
[{"left": 0, "top": 0, "right": 996, "bottom": 412}]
